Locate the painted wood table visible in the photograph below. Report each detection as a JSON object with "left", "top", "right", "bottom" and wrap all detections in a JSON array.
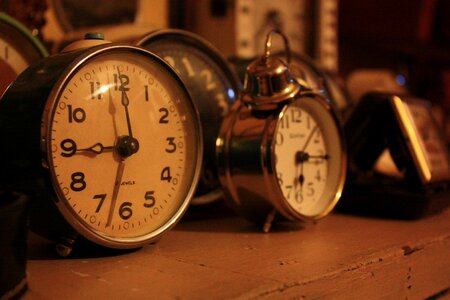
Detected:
[{"left": 23, "top": 204, "right": 450, "bottom": 299}]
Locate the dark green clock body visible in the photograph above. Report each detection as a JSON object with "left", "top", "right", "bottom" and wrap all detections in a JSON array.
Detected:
[{"left": 137, "top": 29, "right": 241, "bottom": 204}]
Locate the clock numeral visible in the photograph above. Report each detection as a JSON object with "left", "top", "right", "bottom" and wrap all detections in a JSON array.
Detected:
[
  {"left": 119, "top": 202, "right": 133, "bottom": 220},
  {"left": 200, "top": 69, "right": 216, "bottom": 90},
  {"left": 315, "top": 170, "right": 322, "bottom": 182},
  {"left": 165, "top": 137, "right": 176, "bottom": 153},
  {"left": 307, "top": 182, "right": 315, "bottom": 197},
  {"left": 144, "top": 191, "right": 156, "bottom": 208},
  {"left": 295, "top": 191, "right": 303, "bottom": 203},
  {"left": 60, "top": 138, "right": 77, "bottom": 157},
  {"left": 275, "top": 132, "right": 284, "bottom": 145},
  {"left": 215, "top": 93, "right": 228, "bottom": 116},
  {"left": 280, "top": 109, "right": 302, "bottom": 130},
  {"left": 281, "top": 115, "right": 290, "bottom": 129},
  {"left": 93, "top": 193, "right": 106, "bottom": 213},
  {"left": 181, "top": 57, "right": 195, "bottom": 77},
  {"left": 114, "top": 74, "right": 130, "bottom": 91},
  {"left": 285, "top": 185, "right": 293, "bottom": 199},
  {"left": 159, "top": 107, "right": 169, "bottom": 124},
  {"left": 70, "top": 172, "right": 86, "bottom": 192},
  {"left": 161, "top": 166, "right": 172, "bottom": 182},
  {"left": 277, "top": 172, "right": 283, "bottom": 186},
  {"left": 291, "top": 108, "right": 302, "bottom": 123},
  {"left": 90, "top": 81, "right": 102, "bottom": 99},
  {"left": 68, "top": 105, "right": 86, "bottom": 123},
  {"left": 314, "top": 130, "right": 321, "bottom": 144}
]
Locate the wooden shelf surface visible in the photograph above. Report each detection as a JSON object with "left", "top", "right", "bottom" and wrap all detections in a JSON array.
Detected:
[{"left": 23, "top": 205, "right": 450, "bottom": 299}]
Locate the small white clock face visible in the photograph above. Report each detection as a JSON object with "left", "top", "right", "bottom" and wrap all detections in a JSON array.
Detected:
[
  {"left": 44, "top": 49, "right": 201, "bottom": 246},
  {"left": 273, "top": 97, "right": 344, "bottom": 218}
]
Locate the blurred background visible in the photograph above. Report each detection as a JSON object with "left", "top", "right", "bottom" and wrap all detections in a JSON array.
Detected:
[{"left": 1, "top": 0, "right": 449, "bottom": 139}]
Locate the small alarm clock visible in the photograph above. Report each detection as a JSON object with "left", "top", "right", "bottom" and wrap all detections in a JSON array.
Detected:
[
  {"left": 216, "top": 30, "right": 346, "bottom": 231},
  {"left": 0, "top": 33, "right": 202, "bottom": 255}
]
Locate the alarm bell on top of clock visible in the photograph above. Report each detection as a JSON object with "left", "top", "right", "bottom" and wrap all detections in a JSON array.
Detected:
[{"left": 216, "top": 30, "right": 347, "bottom": 232}]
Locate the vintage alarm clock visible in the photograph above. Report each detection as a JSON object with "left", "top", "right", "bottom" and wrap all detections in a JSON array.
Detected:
[
  {"left": 340, "top": 92, "right": 450, "bottom": 218},
  {"left": 136, "top": 29, "right": 241, "bottom": 205},
  {"left": 216, "top": 30, "right": 346, "bottom": 231},
  {"left": 0, "top": 12, "right": 48, "bottom": 95},
  {"left": 0, "top": 33, "right": 202, "bottom": 255}
]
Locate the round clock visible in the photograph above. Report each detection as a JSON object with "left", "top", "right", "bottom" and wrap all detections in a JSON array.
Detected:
[
  {"left": 216, "top": 30, "right": 346, "bottom": 231},
  {"left": 0, "top": 12, "right": 48, "bottom": 95},
  {"left": 136, "top": 29, "right": 241, "bottom": 204},
  {"left": 0, "top": 35, "right": 202, "bottom": 253}
]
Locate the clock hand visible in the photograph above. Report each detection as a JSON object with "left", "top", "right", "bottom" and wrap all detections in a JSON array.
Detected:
[
  {"left": 117, "top": 69, "right": 134, "bottom": 139},
  {"left": 293, "top": 123, "right": 318, "bottom": 201},
  {"left": 77, "top": 142, "right": 114, "bottom": 154},
  {"left": 294, "top": 151, "right": 306, "bottom": 203},
  {"left": 295, "top": 152, "right": 330, "bottom": 163},
  {"left": 107, "top": 74, "right": 119, "bottom": 137},
  {"left": 308, "top": 154, "right": 330, "bottom": 160},
  {"left": 301, "top": 125, "right": 318, "bottom": 152},
  {"left": 106, "top": 159, "right": 125, "bottom": 227}
]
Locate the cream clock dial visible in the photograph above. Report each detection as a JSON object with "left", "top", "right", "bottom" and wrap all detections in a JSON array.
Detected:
[
  {"left": 44, "top": 52, "right": 198, "bottom": 242},
  {"left": 274, "top": 97, "right": 343, "bottom": 218},
  {"left": 0, "top": 40, "right": 201, "bottom": 252}
]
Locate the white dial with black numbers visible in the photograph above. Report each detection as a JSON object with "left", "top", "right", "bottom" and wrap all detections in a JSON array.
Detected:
[
  {"left": 137, "top": 29, "right": 240, "bottom": 204},
  {"left": 274, "top": 96, "right": 344, "bottom": 218},
  {"left": 42, "top": 47, "right": 202, "bottom": 247}
]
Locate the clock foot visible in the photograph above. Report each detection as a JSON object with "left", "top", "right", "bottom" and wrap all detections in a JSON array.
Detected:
[
  {"left": 263, "top": 209, "right": 277, "bottom": 233},
  {"left": 55, "top": 236, "right": 77, "bottom": 258}
]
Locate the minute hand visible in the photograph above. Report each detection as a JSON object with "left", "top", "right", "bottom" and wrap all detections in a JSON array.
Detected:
[
  {"left": 301, "top": 125, "right": 318, "bottom": 152},
  {"left": 117, "top": 69, "right": 133, "bottom": 138}
]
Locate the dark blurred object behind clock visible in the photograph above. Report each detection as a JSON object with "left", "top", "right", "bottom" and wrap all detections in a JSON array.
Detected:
[
  {"left": 0, "top": 0, "right": 47, "bottom": 40},
  {"left": 340, "top": 0, "right": 450, "bottom": 146}
]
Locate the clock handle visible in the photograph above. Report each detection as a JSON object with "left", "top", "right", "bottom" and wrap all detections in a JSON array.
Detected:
[{"left": 263, "top": 29, "right": 291, "bottom": 65}]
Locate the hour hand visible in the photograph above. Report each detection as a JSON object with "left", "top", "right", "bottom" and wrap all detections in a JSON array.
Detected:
[
  {"left": 117, "top": 70, "right": 134, "bottom": 138},
  {"left": 78, "top": 142, "right": 114, "bottom": 155},
  {"left": 295, "top": 151, "right": 330, "bottom": 163}
]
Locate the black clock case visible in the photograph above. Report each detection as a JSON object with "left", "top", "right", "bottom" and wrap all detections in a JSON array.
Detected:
[
  {"left": 338, "top": 92, "right": 450, "bottom": 219},
  {"left": 0, "top": 48, "right": 99, "bottom": 244}
]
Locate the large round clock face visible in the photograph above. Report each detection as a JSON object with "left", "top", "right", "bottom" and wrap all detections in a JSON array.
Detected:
[
  {"left": 137, "top": 30, "right": 240, "bottom": 203},
  {"left": 0, "top": 13, "right": 47, "bottom": 95},
  {"left": 43, "top": 48, "right": 201, "bottom": 247},
  {"left": 273, "top": 96, "right": 344, "bottom": 218}
]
